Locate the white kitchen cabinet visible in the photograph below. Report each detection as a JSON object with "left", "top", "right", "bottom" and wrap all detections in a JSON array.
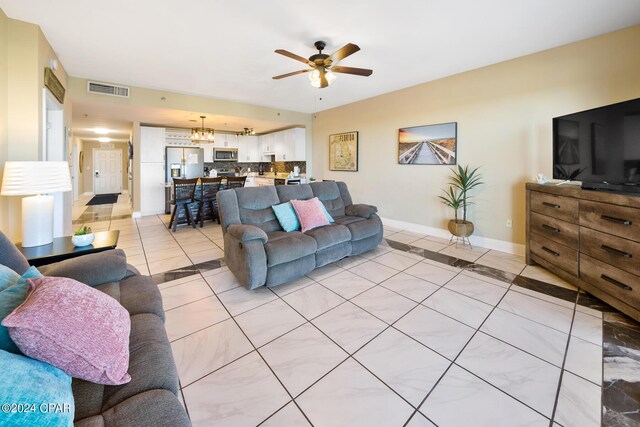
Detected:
[
  {"left": 202, "top": 144, "right": 214, "bottom": 163},
  {"left": 140, "top": 162, "right": 165, "bottom": 215},
  {"left": 261, "top": 133, "right": 275, "bottom": 155},
  {"left": 215, "top": 134, "right": 238, "bottom": 148},
  {"left": 274, "top": 131, "right": 286, "bottom": 162},
  {"left": 140, "top": 127, "right": 165, "bottom": 163},
  {"left": 238, "top": 136, "right": 260, "bottom": 162},
  {"left": 282, "top": 128, "right": 306, "bottom": 161}
]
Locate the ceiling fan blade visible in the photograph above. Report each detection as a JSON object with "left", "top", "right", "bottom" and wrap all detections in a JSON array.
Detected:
[
  {"left": 320, "top": 72, "right": 328, "bottom": 88},
  {"left": 272, "top": 69, "right": 312, "bottom": 80},
  {"left": 326, "top": 43, "right": 360, "bottom": 64},
  {"left": 330, "top": 66, "right": 373, "bottom": 76},
  {"left": 275, "top": 49, "right": 314, "bottom": 66}
]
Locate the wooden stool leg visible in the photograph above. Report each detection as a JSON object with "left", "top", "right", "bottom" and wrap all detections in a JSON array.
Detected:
[
  {"left": 185, "top": 203, "right": 196, "bottom": 229},
  {"left": 198, "top": 202, "right": 204, "bottom": 228},
  {"left": 170, "top": 205, "right": 178, "bottom": 232}
]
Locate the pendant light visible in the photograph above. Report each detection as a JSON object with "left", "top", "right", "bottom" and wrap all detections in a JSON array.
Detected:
[{"left": 191, "top": 116, "right": 215, "bottom": 143}]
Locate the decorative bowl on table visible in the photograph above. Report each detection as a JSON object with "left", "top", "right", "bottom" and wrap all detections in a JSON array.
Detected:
[{"left": 72, "top": 226, "right": 95, "bottom": 247}]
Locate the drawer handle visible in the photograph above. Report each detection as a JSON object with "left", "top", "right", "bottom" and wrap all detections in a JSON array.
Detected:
[
  {"left": 601, "top": 244, "right": 633, "bottom": 258},
  {"left": 542, "top": 202, "right": 561, "bottom": 209},
  {"left": 542, "top": 246, "right": 560, "bottom": 257},
  {"left": 601, "top": 215, "right": 632, "bottom": 226},
  {"left": 601, "top": 274, "right": 633, "bottom": 291},
  {"left": 542, "top": 224, "right": 561, "bottom": 233}
]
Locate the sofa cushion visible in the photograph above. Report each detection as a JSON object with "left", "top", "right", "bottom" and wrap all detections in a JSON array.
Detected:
[
  {"left": 275, "top": 183, "right": 314, "bottom": 202},
  {"left": 236, "top": 186, "right": 283, "bottom": 232},
  {"left": 95, "top": 274, "right": 165, "bottom": 322},
  {"left": 264, "top": 231, "right": 317, "bottom": 267},
  {"left": 0, "top": 231, "right": 30, "bottom": 275},
  {"left": 310, "top": 181, "right": 347, "bottom": 217},
  {"left": 337, "top": 216, "right": 382, "bottom": 241},
  {"left": 305, "top": 224, "right": 351, "bottom": 251},
  {"left": 334, "top": 215, "right": 366, "bottom": 227},
  {"left": 38, "top": 249, "right": 129, "bottom": 287}
]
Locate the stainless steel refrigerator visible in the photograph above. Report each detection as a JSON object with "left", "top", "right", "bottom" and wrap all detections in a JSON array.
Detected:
[{"left": 165, "top": 147, "right": 204, "bottom": 182}]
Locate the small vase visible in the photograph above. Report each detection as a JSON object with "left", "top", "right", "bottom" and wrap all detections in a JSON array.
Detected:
[{"left": 72, "top": 233, "right": 95, "bottom": 247}]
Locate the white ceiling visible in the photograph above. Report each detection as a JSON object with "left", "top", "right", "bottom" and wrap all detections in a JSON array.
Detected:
[{"left": 2, "top": 0, "right": 639, "bottom": 113}]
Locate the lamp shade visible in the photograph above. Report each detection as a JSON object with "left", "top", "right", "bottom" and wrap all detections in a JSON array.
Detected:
[{"left": 1, "top": 161, "right": 72, "bottom": 196}]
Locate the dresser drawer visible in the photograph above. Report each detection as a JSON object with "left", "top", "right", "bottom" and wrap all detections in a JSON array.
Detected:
[
  {"left": 580, "top": 227, "right": 640, "bottom": 277},
  {"left": 530, "top": 191, "right": 579, "bottom": 223},
  {"left": 580, "top": 200, "right": 640, "bottom": 240},
  {"left": 530, "top": 232, "right": 578, "bottom": 277},
  {"left": 530, "top": 212, "right": 578, "bottom": 250},
  {"left": 580, "top": 254, "right": 640, "bottom": 307}
]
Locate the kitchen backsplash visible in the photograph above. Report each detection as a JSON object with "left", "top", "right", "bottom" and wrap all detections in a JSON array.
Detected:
[{"left": 205, "top": 161, "right": 306, "bottom": 174}]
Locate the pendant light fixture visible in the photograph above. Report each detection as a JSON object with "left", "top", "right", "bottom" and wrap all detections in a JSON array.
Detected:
[
  {"left": 242, "top": 128, "right": 255, "bottom": 136},
  {"left": 191, "top": 116, "right": 215, "bottom": 143}
]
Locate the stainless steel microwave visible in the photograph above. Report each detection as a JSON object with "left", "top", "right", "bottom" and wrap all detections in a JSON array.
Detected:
[{"left": 214, "top": 148, "right": 238, "bottom": 161}]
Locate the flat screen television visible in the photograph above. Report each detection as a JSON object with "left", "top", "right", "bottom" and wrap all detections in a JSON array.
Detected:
[{"left": 552, "top": 97, "right": 640, "bottom": 194}]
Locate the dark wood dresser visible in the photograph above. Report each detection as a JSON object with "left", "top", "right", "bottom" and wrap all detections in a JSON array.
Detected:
[{"left": 526, "top": 183, "right": 640, "bottom": 321}]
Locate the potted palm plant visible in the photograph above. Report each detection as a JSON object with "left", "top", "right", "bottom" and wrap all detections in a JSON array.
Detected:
[{"left": 438, "top": 164, "right": 483, "bottom": 241}]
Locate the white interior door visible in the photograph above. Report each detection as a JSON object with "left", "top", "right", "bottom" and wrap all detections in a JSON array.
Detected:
[{"left": 94, "top": 149, "right": 122, "bottom": 195}]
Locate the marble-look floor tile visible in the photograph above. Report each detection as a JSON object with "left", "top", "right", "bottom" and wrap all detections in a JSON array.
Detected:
[
  {"left": 372, "top": 251, "right": 422, "bottom": 271},
  {"left": 475, "top": 250, "right": 526, "bottom": 275},
  {"left": 439, "top": 243, "right": 489, "bottom": 262},
  {"left": 511, "top": 285, "right": 576, "bottom": 310},
  {"left": 217, "top": 286, "right": 277, "bottom": 316},
  {"left": 379, "top": 272, "right": 440, "bottom": 302},
  {"left": 234, "top": 299, "right": 306, "bottom": 348},
  {"left": 351, "top": 286, "right": 417, "bottom": 324},
  {"left": 575, "top": 304, "right": 603, "bottom": 318},
  {"left": 355, "top": 328, "right": 451, "bottom": 407},
  {"left": 444, "top": 274, "right": 508, "bottom": 305},
  {"left": 259, "top": 323, "right": 348, "bottom": 396},
  {"left": 498, "top": 291, "right": 574, "bottom": 334},
  {"left": 360, "top": 244, "right": 393, "bottom": 259},
  {"left": 313, "top": 302, "right": 387, "bottom": 354},
  {"left": 395, "top": 305, "right": 475, "bottom": 360},
  {"left": 387, "top": 232, "right": 423, "bottom": 245},
  {"left": 165, "top": 296, "right": 230, "bottom": 342},
  {"left": 520, "top": 264, "right": 577, "bottom": 290},
  {"left": 457, "top": 332, "right": 561, "bottom": 417},
  {"left": 565, "top": 335, "right": 603, "bottom": 385},
  {"left": 404, "top": 261, "right": 458, "bottom": 286},
  {"left": 157, "top": 273, "right": 202, "bottom": 290},
  {"left": 171, "top": 318, "right": 254, "bottom": 386},
  {"left": 554, "top": 371, "right": 601, "bottom": 427},
  {"left": 420, "top": 364, "right": 548, "bottom": 427},
  {"left": 411, "top": 238, "right": 451, "bottom": 252},
  {"left": 282, "top": 283, "right": 346, "bottom": 320},
  {"left": 297, "top": 358, "right": 414, "bottom": 426},
  {"left": 203, "top": 269, "right": 242, "bottom": 294},
  {"left": 349, "top": 260, "right": 399, "bottom": 284},
  {"left": 460, "top": 270, "right": 511, "bottom": 288},
  {"left": 481, "top": 309, "right": 568, "bottom": 367},
  {"left": 406, "top": 413, "right": 437, "bottom": 427},
  {"left": 148, "top": 254, "right": 193, "bottom": 275},
  {"left": 422, "top": 288, "right": 493, "bottom": 329},
  {"left": 421, "top": 257, "right": 464, "bottom": 274},
  {"left": 160, "top": 278, "right": 213, "bottom": 310},
  {"left": 187, "top": 248, "right": 224, "bottom": 264},
  {"left": 333, "top": 254, "right": 368, "bottom": 269},
  {"left": 571, "top": 311, "right": 603, "bottom": 346},
  {"left": 269, "top": 276, "right": 316, "bottom": 297},
  {"left": 182, "top": 352, "right": 290, "bottom": 427},
  {"left": 261, "top": 402, "right": 310, "bottom": 427},
  {"left": 305, "top": 264, "right": 344, "bottom": 281},
  {"left": 319, "top": 270, "right": 377, "bottom": 299}
]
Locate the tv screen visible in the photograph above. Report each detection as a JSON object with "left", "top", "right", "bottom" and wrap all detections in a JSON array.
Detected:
[{"left": 552, "top": 97, "right": 640, "bottom": 193}]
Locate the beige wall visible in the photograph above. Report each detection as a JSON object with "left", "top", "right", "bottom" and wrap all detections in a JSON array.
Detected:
[
  {"left": 0, "top": 12, "right": 70, "bottom": 241},
  {"left": 313, "top": 25, "right": 640, "bottom": 249},
  {"left": 81, "top": 142, "right": 129, "bottom": 194}
]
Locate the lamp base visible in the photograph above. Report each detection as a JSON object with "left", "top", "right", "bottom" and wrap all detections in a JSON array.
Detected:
[{"left": 22, "top": 195, "right": 54, "bottom": 247}]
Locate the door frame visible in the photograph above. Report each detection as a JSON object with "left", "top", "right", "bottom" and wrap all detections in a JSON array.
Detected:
[{"left": 93, "top": 148, "right": 123, "bottom": 195}]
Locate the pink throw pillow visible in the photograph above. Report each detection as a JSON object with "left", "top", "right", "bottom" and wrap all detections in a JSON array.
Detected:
[
  {"left": 1, "top": 277, "right": 131, "bottom": 385},
  {"left": 291, "top": 197, "right": 330, "bottom": 232}
]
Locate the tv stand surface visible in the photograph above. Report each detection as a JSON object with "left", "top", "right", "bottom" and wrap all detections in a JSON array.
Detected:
[
  {"left": 526, "top": 183, "right": 640, "bottom": 321},
  {"left": 581, "top": 180, "right": 640, "bottom": 194}
]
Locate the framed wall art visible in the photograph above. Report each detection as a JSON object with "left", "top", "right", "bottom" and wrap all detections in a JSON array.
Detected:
[
  {"left": 329, "top": 131, "right": 358, "bottom": 172},
  {"left": 398, "top": 122, "right": 457, "bottom": 165}
]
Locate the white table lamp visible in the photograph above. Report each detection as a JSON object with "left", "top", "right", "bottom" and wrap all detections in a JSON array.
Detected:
[{"left": 1, "top": 161, "right": 72, "bottom": 247}]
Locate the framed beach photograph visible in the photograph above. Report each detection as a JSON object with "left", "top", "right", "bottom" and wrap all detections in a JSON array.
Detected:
[
  {"left": 329, "top": 131, "right": 358, "bottom": 171},
  {"left": 398, "top": 122, "right": 457, "bottom": 165}
]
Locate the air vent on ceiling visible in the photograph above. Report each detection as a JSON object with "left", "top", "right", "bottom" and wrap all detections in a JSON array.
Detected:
[{"left": 87, "top": 81, "right": 130, "bottom": 98}]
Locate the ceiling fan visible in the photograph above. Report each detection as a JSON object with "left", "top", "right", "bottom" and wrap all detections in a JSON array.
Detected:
[{"left": 273, "top": 41, "right": 373, "bottom": 88}]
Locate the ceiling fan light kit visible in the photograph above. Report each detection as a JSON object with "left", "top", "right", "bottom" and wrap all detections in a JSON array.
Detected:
[
  {"left": 191, "top": 115, "right": 215, "bottom": 143},
  {"left": 273, "top": 40, "right": 373, "bottom": 89}
]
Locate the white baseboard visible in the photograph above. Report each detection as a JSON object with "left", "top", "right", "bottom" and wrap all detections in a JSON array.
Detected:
[
  {"left": 380, "top": 217, "right": 525, "bottom": 256},
  {"left": 81, "top": 192, "right": 94, "bottom": 196}
]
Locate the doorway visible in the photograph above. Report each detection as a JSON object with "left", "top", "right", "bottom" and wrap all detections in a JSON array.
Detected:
[{"left": 93, "top": 149, "right": 123, "bottom": 195}]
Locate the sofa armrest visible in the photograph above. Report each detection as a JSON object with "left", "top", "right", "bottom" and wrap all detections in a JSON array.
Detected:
[
  {"left": 226, "top": 224, "right": 268, "bottom": 244},
  {"left": 38, "top": 249, "right": 129, "bottom": 287},
  {"left": 345, "top": 204, "right": 378, "bottom": 219}
]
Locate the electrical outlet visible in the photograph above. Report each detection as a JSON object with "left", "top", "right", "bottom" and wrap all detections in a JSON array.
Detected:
[{"left": 506, "top": 219, "right": 513, "bottom": 228}]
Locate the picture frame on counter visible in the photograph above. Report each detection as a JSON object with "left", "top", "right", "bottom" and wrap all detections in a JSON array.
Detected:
[
  {"left": 329, "top": 131, "right": 358, "bottom": 172},
  {"left": 398, "top": 122, "right": 457, "bottom": 165}
]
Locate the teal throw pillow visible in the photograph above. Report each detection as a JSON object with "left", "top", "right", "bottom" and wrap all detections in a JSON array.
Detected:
[
  {"left": 272, "top": 202, "right": 301, "bottom": 232},
  {"left": 0, "top": 349, "right": 74, "bottom": 427},
  {"left": 0, "top": 266, "right": 42, "bottom": 354},
  {"left": 0, "top": 265, "right": 21, "bottom": 292},
  {"left": 319, "top": 202, "right": 335, "bottom": 223}
]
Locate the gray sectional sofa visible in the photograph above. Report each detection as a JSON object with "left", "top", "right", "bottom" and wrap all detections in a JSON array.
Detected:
[
  {"left": 217, "top": 181, "right": 383, "bottom": 289},
  {"left": 0, "top": 232, "right": 190, "bottom": 427}
]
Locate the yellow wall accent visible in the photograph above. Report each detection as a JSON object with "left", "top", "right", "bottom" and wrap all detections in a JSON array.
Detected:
[{"left": 312, "top": 25, "right": 640, "bottom": 248}]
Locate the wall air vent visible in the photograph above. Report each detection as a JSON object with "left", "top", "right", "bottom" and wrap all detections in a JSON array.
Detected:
[{"left": 87, "top": 81, "right": 130, "bottom": 98}]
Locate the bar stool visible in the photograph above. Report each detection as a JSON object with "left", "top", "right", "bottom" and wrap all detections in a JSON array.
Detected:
[
  {"left": 195, "top": 177, "right": 223, "bottom": 227},
  {"left": 169, "top": 178, "right": 198, "bottom": 232},
  {"left": 226, "top": 176, "right": 247, "bottom": 189}
]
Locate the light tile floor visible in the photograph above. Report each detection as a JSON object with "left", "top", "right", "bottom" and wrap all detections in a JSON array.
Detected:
[{"left": 73, "top": 199, "right": 612, "bottom": 427}]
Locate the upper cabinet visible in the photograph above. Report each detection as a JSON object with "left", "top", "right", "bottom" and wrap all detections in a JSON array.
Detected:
[
  {"left": 140, "top": 126, "right": 165, "bottom": 163},
  {"left": 237, "top": 136, "right": 260, "bottom": 162},
  {"left": 215, "top": 134, "right": 238, "bottom": 148},
  {"left": 260, "top": 128, "right": 306, "bottom": 161},
  {"left": 260, "top": 133, "right": 275, "bottom": 155},
  {"left": 202, "top": 145, "right": 215, "bottom": 163},
  {"left": 274, "top": 132, "right": 286, "bottom": 162}
]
